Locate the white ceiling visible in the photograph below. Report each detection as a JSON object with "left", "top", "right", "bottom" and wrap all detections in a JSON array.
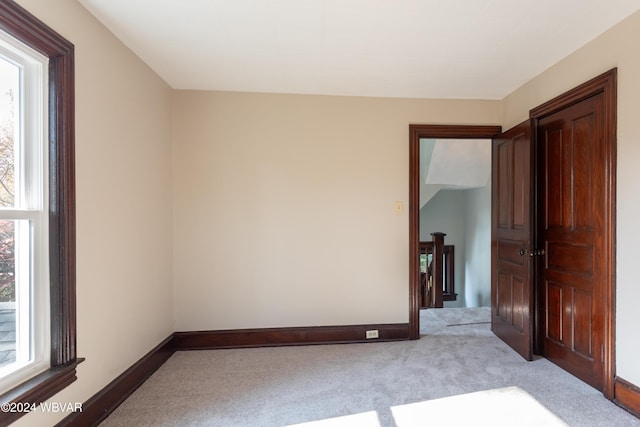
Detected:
[{"left": 78, "top": 0, "right": 640, "bottom": 99}]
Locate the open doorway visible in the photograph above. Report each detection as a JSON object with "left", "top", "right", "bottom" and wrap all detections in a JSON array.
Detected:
[
  {"left": 409, "top": 70, "right": 617, "bottom": 397},
  {"left": 419, "top": 137, "right": 492, "bottom": 309},
  {"left": 408, "top": 125, "right": 501, "bottom": 340}
]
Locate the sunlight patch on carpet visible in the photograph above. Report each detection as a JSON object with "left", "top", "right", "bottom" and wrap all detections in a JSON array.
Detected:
[{"left": 391, "top": 386, "right": 568, "bottom": 427}]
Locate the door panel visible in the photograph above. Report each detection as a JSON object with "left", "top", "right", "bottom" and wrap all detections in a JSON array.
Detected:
[
  {"left": 537, "top": 92, "right": 604, "bottom": 391},
  {"left": 491, "top": 121, "right": 533, "bottom": 360}
]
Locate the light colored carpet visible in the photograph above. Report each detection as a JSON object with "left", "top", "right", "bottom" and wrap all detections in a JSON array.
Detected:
[{"left": 100, "top": 308, "right": 640, "bottom": 426}]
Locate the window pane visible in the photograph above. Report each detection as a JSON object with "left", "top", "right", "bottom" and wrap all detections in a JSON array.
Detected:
[
  {"left": 0, "top": 219, "right": 30, "bottom": 375},
  {"left": 0, "top": 220, "right": 16, "bottom": 368},
  {"left": 0, "top": 56, "right": 19, "bottom": 208}
]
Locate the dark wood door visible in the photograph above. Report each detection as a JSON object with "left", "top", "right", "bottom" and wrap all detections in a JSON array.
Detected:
[
  {"left": 537, "top": 93, "right": 605, "bottom": 390},
  {"left": 491, "top": 121, "right": 533, "bottom": 360}
]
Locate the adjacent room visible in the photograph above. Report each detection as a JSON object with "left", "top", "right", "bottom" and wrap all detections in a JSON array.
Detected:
[
  {"left": 418, "top": 138, "right": 492, "bottom": 309},
  {"left": 1, "top": 1, "right": 640, "bottom": 426}
]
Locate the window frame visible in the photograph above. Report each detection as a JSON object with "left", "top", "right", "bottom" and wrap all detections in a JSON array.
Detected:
[
  {"left": 0, "top": 1, "right": 79, "bottom": 424},
  {"left": 0, "top": 30, "right": 51, "bottom": 391}
]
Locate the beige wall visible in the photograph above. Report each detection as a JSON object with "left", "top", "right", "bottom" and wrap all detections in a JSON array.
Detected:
[
  {"left": 502, "top": 10, "right": 640, "bottom": 386},
  {"left": 8, "top": 1, "right": 640, "bottom": 424},
  {"left": 14, "top": 1, "right": 174, "bottom": 425},
  {"left": 172, "top": 91, "right": 500, "bottom": 330}
]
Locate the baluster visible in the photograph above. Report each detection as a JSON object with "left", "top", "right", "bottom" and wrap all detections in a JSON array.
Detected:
[{"left": 431, "top": 232, "right": 446, "bottom": 308}]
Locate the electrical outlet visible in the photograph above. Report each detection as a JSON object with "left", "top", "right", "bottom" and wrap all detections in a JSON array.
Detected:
[{"left": 366, "top": 329, "right": 379, "bottom": 339}]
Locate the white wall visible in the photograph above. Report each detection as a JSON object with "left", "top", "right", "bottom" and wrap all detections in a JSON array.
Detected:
[
  {"left": 502, "top": 10, "right": 640, "bottom": 386},
  {"left": 463, "top": 182, "right": 491, "bottom": 307},
  {"left": 14, "top": 1, "right": 175, "bottom": 426},
  {"left": 419, "top": 183, "right": 492, "bottom": 309},
  {"left": 172, "top": 91, "right": 501, "bottom": 330}
]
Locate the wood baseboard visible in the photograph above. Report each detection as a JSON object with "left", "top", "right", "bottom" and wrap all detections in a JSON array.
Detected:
[
  {"left": 55, "top": 322, "right": 410, "bottom": 426},
  {"left": 56, "top": 335, "right": 175, "bottom": 427},
  {"left": 173, "top": 323, "right": 410, "bottom": 349},
  {"left": 614, "top": 377, "right": 640, "bottom": 418},
  {"left": 47, "top": 326, "right": 640, "bottom": 427}
]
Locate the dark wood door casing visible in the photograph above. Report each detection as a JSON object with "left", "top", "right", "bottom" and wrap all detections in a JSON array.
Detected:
[{"left": 409, "top": 125, "right": 501, "bottom": 339}]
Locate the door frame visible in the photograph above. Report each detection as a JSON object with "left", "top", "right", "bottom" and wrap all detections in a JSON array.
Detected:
[
  {"left": 530, "top": 69, "right": 617, "bottom": 399},
  {"left": 408, "top": 69, "right": 617, "bottom": 398},
  {"left": 408, "top": 125, "right": 501, "bottom": 339}
]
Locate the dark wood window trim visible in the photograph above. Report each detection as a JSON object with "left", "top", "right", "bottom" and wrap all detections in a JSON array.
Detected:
[
  {"left": 409, "top": 125, "right": 501, "bottom": 339},
  {"left": 0, "top": 1, "right": 79, "bottom": 425}
]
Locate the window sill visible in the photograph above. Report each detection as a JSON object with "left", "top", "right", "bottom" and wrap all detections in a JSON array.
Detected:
[{"left": 0, "top": 358, "right": 84, "bottom": 426}]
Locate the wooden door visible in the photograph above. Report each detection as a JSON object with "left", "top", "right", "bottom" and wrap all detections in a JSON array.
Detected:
[
  {"left": 491, "top": 121, "right": 533, "bottom": 360},
  {"left": 536, "top": 92, "right": 608, "bottom": 391}
]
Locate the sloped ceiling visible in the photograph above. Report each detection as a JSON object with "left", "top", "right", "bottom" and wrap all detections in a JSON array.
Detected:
[
  {"left": 426, "top": 139, "right": 491, "bottom": 189},
  {"left": 77, "top": 0, "right": 640, "bottom": 99},
  {"left": 420, "top": 139, "right": 491, "bottom": 208}
]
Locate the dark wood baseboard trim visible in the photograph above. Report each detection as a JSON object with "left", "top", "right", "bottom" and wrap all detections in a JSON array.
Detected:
[
  {"left": 55, "top": 323, "right": 410, "bottom": 426},
  {"left": 173, "top": 323, "right": 411, "bottom": 350},
  {"left": 56, "top": 335, "right": 175, "bottom": 427},
  {"left": 614, "top": 377, "right": 640, "bottom": 418}
]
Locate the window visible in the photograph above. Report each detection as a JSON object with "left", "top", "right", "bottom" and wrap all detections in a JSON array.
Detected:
[
  {"left": 0, "top": 25, "right": 50, "bottom": 393},
  {"left": 0, "top": 1, "right": 78, "bottom": 424}
]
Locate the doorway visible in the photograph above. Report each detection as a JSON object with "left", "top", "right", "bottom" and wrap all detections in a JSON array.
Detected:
[
  {"left": 409, "top": 125, "right": 501, "bottom": 339},
  {"left": 409, "top": 69, "right": 617, "bottom": 399},
  {"left": 419, "top": 138, "right": 492, "bottom": 309}
]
